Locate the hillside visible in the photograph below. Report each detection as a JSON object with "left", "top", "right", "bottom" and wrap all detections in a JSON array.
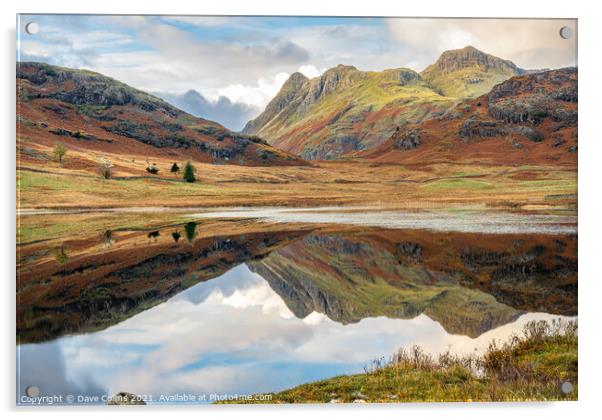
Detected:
[
  {"left": 364, "top": 67, "right": 577, "bottom": 166},
  {"left": 17, "top": 62, "right": 306, "bottom": 174},
  {"left": 243, "top": 46, "right": 523, "bottom": 160}
]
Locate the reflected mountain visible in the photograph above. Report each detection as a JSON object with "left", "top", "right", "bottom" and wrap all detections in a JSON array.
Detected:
[
  {"left": 17, "top": 220, "right": 577, "bottom": 343},
  {"left": 248, "top": 230, "right": 577, "bottom": 337}
]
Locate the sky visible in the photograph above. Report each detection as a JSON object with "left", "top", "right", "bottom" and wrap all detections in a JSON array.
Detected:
[{"left": 17, "top": 15, "right": 577, "bottom": 130}]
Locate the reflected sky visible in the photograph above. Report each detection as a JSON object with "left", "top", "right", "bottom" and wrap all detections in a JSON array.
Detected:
[{"left": 17, "top": 263, "right": 574, "bottom": 405}]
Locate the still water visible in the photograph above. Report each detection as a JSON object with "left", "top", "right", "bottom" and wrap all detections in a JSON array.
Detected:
[{"left": 16, "top": 209, "right": 577, "bottom": 405}]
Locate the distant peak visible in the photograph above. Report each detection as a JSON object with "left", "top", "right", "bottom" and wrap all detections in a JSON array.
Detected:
[
  {"left": 288, "top": 71, "right": 309, "bottom": 81},
  {"left": 328, "top": 64, "right": 357, "bottom": 72},
  {"left": 282, "top": 72, "right": 309, "bottom": 90},
  {"left": 426, "top": 45, "right": 521, "bottom": 74}
]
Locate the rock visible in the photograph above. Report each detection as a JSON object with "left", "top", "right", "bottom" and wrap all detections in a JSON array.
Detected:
[
  {"left": 393, "top": 128, "right": 421, "bottom": 150},
  {"left": 512, "top": 126, "right": 544, "bottom": 142},
  {"left": 552, "top": 136, "right": 566, "bottom": 148},
  {"left": 460, "top": 118, "right": 507, "bottom": 138}
]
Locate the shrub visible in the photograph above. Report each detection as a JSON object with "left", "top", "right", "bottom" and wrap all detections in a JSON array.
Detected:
[
  {"left": 183, "top": 161, "right": 196, "bottom": 183},
  {"left": 53, "top": 143, "right": 67, "bottom": 164},
  {"left": 170, "top": 162, "right": 180, "bottom": 175}
]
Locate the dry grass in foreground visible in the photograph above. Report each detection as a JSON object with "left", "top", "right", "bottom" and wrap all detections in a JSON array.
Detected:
[{"left": 227, "top": 319, "right": 577, "bottom": 403}]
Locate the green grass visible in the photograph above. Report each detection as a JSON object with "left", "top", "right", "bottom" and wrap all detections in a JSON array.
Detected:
[
  {"left": 226, "top": 319, "right": 577, "bottom": 403},
  {"left": 17, "top": 169, "right": 232, "bottom": 206},
  {"left": 423, "top": 178, "right": 495, "bottom": 192}
]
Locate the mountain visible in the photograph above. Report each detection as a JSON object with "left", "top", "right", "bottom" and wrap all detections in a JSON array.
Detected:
[
  {"left": 157, "top": 89, "right": 260, "bottom": 132},
  {"left": 243, "top": 46, "right": 523, "bottom": 160},
  {"left": 243, "top": 65, "right": 454, "bottom": 160},
  {"left": 364, "top": 67, "right": 577, "bottom": 166},
  {"left": 420, "top": 45, "right": 524, "bottom": 97},
  {"left": 17, "top": 62, "right": 306, "bottom": 168}
]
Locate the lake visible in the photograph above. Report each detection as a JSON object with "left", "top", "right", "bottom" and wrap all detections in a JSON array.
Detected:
[{"left": 16, "top": 208, "right": 577, "bottom": 405}]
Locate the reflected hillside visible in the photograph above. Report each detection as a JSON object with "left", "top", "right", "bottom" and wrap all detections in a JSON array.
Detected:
[
  {"left": 248, "top": 229, "right": 577, "bottom": 337},
  {"left": 17, "top": 219, "right": 309, "bottom": 344}
]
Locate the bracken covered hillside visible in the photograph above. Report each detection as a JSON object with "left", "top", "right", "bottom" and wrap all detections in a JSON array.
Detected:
[
  {"left": 17, "top": 62, "right": 307, "bottom": 170},
  {"left": 364, "top": 67, "right": 577, "bottom": 166}
]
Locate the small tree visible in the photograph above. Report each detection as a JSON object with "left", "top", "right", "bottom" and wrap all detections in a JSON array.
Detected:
[
  {"left": 53, "top": 143, "right": 67, "bottom": 164},
  {"left": 99, "top": 158, "right": 112, "bottom": 179},
  {"left": 170, "top": 162, "right": 180, "bottom": 177},
  {"left": 183, "top": 161, "right": 196, "bottom": 183}
]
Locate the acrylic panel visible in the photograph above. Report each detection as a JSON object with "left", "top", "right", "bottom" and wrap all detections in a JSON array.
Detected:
[{"left": 16, "top": 15, "right": 577, "bottom": 405}]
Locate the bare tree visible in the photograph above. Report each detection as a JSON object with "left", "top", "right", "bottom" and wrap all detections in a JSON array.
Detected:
[{"left": 99, "top": 158, "right": 113, "bottom": 179}]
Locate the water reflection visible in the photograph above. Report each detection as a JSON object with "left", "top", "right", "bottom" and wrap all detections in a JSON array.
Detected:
[
  {"left": 16, "top": 211, "right": 577, "bottom": 404},
  {"left": 18, "top": 264, "right": 574, "bottom": 403}
]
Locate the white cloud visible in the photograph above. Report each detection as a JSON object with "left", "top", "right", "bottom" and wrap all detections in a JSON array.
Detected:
[
  {"left": 298, "top": 64, "right": 321, "bottom": 78},
  {"left": 18, "top": 15, "right": 578, "bottom": 126},
  {"left": 217, "top": 72, "right": 290, "bottom": 108},
  {"left": 385, "top": 18, "right": 577, "bottom": 70}
]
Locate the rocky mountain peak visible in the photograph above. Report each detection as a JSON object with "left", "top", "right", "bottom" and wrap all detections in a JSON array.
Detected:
[
  {"left": 283, "top": 71, "right": 309, "bottom": 89},
  {"left": 426, "top": 45, "right": 522, "bottom": 75}
]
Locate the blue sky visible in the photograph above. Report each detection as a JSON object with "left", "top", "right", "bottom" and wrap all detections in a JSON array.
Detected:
[{"left": 17, "top": 15, "right": 577, "bottom": 129}]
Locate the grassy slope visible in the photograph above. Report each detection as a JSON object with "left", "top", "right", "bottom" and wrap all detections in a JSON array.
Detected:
[
  {"left": 228, "top": 320, "right": 577, "bottom": 403},
  {"left": 422, "top": 67, "right": 518, "bottom": 99}
]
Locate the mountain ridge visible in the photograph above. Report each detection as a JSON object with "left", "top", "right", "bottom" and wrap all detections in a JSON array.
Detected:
[{"left": 243, "top": 46, "right": 524, "bottom": 160}]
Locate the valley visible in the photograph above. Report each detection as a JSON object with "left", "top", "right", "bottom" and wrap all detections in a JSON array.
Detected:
[{"left": 16, "top": 41, "right": 578, "bottom": 404}]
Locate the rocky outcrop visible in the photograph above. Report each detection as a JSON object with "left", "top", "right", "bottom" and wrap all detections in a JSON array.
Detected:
[
  {"left": 392, "top": 127, "right": 421, "bottom": 150},
  {"left": 371, "top": 67, "right": 578, "bottom": 163},
  {"left": 459, "top": 118, "right": 507, "bottom": 138},
  {"left": 423, "top": 46, "right": 523, "bottom": 76},
  {"left": 242, "top": 72, "right": 308, "bottom": 134}
]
